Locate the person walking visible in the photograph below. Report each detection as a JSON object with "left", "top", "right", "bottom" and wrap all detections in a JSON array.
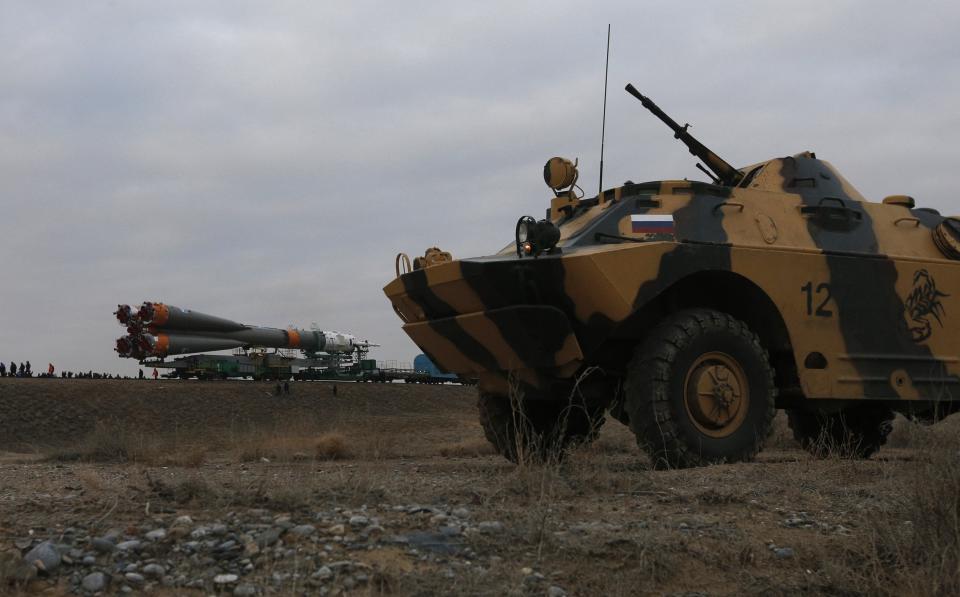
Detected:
[
  {"left": 138, "top": 368, "right": 145, "bottom": 380},
  {"left": 0, "top": 362, "right": 5, "bottom": 377},
  {"left": 48, "top": 363, "right": 54, "bottom": 377},
  {"left": 25, "top": 361, "right": 31, "bottom": 376},
  {"left": 152, "top": 368, "right": 158, "bottom": 380},
  {"left": 18, "top": 363, "right": 25, "bottom": 376}
]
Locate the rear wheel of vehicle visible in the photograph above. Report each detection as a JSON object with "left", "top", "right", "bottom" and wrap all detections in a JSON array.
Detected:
[
  {"left": 786, "top": 406, "right": 894, "bottom": 458},
  {"left": 477, "top": 390, "right": 605, "bottom": 464},
  {"left": 624, "top": 309, "right": 777, "bottom": 469}
]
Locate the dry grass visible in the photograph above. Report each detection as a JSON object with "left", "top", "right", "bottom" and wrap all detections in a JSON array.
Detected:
[
  {"left": 44, "top": 420, "right": 211, "bottom": 467},
  {"left": 850, "top": 427, "right": 960, "bottom": 596},
  {"left": 437, "top": 438, "right": 495, "bottom": 457}
]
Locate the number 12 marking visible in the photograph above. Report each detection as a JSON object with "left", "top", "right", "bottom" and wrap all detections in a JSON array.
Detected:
[{"left": 801, "top": 282, "right": 833, "bottom": 317}]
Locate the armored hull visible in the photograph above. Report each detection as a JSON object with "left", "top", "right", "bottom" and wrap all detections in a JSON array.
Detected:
[{"left": 386, "top": 89, "right": 960, "bottom": 467}]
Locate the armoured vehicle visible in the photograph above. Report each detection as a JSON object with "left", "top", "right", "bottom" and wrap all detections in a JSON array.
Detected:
[{"left": 385, "top": 84, "right": 960, "bottom": 467}]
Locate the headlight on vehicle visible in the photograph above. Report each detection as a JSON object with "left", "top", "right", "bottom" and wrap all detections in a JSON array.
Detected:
[{"left": 515, "top": 215, "right": 560, "bottom": 258}]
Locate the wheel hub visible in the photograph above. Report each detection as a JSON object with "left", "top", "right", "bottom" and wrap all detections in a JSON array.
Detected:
[{"left": 683, "top": 352, "right": 750, "bottom": 438}]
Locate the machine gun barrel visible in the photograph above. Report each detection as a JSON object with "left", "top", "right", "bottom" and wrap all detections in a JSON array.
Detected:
[{"left": 625, "top": 84, "right": 742, "bottom": 187}]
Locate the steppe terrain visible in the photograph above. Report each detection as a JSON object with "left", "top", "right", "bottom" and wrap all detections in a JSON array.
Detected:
[{"left": 0, "top": 379, "right": 958, "bottom": 596}]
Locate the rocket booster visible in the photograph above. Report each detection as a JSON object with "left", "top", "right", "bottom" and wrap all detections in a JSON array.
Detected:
[
  {"left": 114, "top": 302, "right": 360, "bottom": 359},
  {"left": 135, "top": 302, "right": 247, "bottom": 333}
]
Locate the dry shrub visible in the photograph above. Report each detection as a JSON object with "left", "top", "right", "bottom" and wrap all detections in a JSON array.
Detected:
[
  {"left": 884, "top": 414, "right": 925, "bottom": 449},
  {"left": 764, "top": 410, "right": 798, "bottom": 451},
  {"left": 586, "top": 431, "right": 634, "bottom": 455},
  {"left": 75, "top": 468, "right": 104, "bottom": 492},
  {"left": 171, "top": 476, "right": 217, "bottom": 505},
  {"left": 315, "top": 432, "right": 349, "bottom": 460},
  {"left": 145, "top": 472, "right": 217, "bottom": 506},
  {"left": 263, "top": 485, "right": 313, "bottom": 511}
]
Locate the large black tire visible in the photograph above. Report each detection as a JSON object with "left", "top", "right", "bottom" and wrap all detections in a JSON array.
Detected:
[
  {"left": 478, "top": 391, "right": 605, "bottom": 464},
  {"left": 624, "top": 309, "right": 777, "bottom": 469},
  {"left": 786, "top": 406, "right": 894, "bottom": 458}
]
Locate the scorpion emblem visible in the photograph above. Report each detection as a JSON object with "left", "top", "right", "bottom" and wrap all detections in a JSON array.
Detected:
[{"left": 904, "top": 269, "right": 949, "bottom": 342}]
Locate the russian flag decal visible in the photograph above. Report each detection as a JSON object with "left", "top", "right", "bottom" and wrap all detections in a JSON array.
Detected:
[{"left": 631, "top": 214, "right": 675, "bottom": 234}]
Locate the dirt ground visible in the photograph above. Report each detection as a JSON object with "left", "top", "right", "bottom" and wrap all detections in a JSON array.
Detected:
[{"left": 0, "top": 379, "right": 957, "bottom": 596}]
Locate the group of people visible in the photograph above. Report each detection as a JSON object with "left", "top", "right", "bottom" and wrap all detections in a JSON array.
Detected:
[
  {"left": 62, "top": 371, "right": 131, "bottom": 379},
  {"left": 0, "top": 360, "right": 135, "bottom": 379},
  {"left": 0, "top": 360, "right": 36, "bottom": 377}
]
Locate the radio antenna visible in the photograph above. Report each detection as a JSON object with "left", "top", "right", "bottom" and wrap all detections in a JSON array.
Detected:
[{"left": 598, "top": 24, "right": 611, "bottom": 198}]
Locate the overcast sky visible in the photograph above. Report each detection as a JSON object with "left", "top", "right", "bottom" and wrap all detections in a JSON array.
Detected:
[{"left": 2, "top": 1, "right": 959, "bottom": 376}]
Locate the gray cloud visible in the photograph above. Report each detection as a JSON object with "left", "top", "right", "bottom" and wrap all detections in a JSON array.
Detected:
[{"left": 2, "top": 1, "right": 959, "bottom": 374}]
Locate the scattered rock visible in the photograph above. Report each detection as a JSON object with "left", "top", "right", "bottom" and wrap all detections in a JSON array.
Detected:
[
  {"left": 142, "top": 563, "right": 165, "bottom": 579},
  {"left": 774, "top": 547, "right": 796, "bottom": 559},
  {"left": 349, "top": 515, "right": 369, "bottom": 528},
  {"left": 783, "top": 513, "right": 814, "bottom": 528},
  {"left": 452, "top": 507, "right": 470, "bottom": 519},
  {"left": 145, "top": 528, "right": 167, "bottom": 541},
  {"left": 90, "top": 537, "right": 115, "bottom": 554},
  {"left": 124, "top": 572, "right": 145, "bottom": 585},
  {"left": 24, "top": 541, "right": 60, "bottom": 574},
  {"left": 81, "top": 571, "right": 109, "bottom": 593},
  {"left": 525, "top": 571, "right": 545, "bottom": 584},
  {"left": 313, "top": 566, "right": 333, "bottom": 580},
  {"left": 291, "top": 524, "right": 316, "bottom": 537},
  {"left": 478, "top": 521, "right": 504, "bottom": 535},
  {"left": 548, "top": 586, "right": 568, "bottom": 597},
  {"left": 257, "top": 528, "right": 282, "bottom": 549},
  {"left": 439, "top": 525, "right": 461, "bottom": 537},
  {"left": 215, "top": 573, "right": 239, "bottom": 585},
  {"left": 234, "top": 584, "right": 258, "bottom": 596},
  {"left": 210, "top": 523, "right": 229, "bottom": 535},
  {"left": 115, "top": 540, "right": 141, "bottom": 552},
  {"left": 403, "top": 532, "right": 463, "bottom": 555}
]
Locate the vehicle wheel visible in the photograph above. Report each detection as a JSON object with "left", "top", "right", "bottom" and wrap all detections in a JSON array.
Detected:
[
  {"left": 786, "top": 406, "right": 894, "bottom": 458},
  {"left": 624, "top": 309, "right": 776, "bottom": 469},
  {"left": 477, "top": 390, "right": 605, "bottom": 464}
]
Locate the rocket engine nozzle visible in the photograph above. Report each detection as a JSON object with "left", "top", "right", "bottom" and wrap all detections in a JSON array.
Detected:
[{"left": 115, "top": 304, "right": 132, "bottom": 325}]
